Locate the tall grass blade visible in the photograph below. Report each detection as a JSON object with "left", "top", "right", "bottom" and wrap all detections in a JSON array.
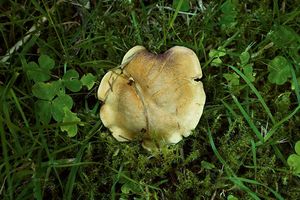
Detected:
[
  {"left": 232, "top": 95, "right": 264, "bottom": 142},
  {"left": 229, "top": 65, "right": 276, "bottom": 125},
  {"left": 168, "top": 0, "right": 184, "bottom": 29}
]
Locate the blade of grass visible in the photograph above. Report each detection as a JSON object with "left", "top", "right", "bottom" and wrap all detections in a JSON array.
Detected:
[
  {"left": 130, "top": 9, "right": 142, "bottom": 44},
  {"left": 228, "top": 177, "right": 260, "bottom": 200},
  {"left": 45, "top": 161, "right": 99, "bottom": 168},
  {"left": 51, "top": 121, "right": 101, "bottom": 155},
  {"left": 0, "top": 115, "right": 13, "bottom": 199},
  {"left": 232, "top": 95, "right": 264, "bottom": 142},
  {"left": 30, "top": 0, "right": 67, "bottom": 57},
  {"left": 111, "top": 165, "right": 123, "bottom": 200},
  {"left": 2, "top": 101, "right": 23, "bottom": 153},
  {"left": 38, "top": 127, "right": 64, "bottom": 197},
  {"left": 63, "top": 144, "right": 86, "bottom": 200},
  {"left": 232, "top": 95, "right": 287, "bottom": 164},
  {"left": 283, "top": 7, "right": 300, "bottom": 25},
  {"left": 232, "top": 177, "right": 284, "bottom": 200},
  {"left": 290, "top": 64, "right": 300, "bottom": 105},
  {"left": 251, "top": 139, "right": 257, "bottom": 182},
  {"left": 264, "top": 105, "right": 300, "bottom": 142},
  {"left": 1, "top": 72, "right": 24, "bottom": 155},
  {"left": 221, "top": 99, "right": 239, "bottom": 119},
  {"left": 272, "top": 145, "right": 287, "bottom": 165},
  {"left": 207, "top": 126, "right": 231, "bottom": 170},
  {"left": 61, "top": 121, "right": 100, "bottom": 199},
  {"left": 272, "top": 0, "right": 279, "bottom": 19},
  {"left": 0, "top": 16, "right": 47, "bottom": 63},
  {"left": 229, "top": 65, "right": 276, "bottom": 125},
  {"left": 32, "top": 164, "right": 43, "bottom": 200},
  {"left": 0, "top": 72, "right": 18, "bottom": 101},
  {"left": 15, "top": 182, "right": 35, "bottom": 200},
  {"left": 109, "top": 166, "right": 161, "bottom": 193},
  {"left": 230, "top": 62, "right": 299, "bottom": 165},
  {"left": 207, "top": 126, "right": 260, "bottom": 199},
  {"left": 9, "top": 89, "right": 32, "bottom": 133},
  {"left": 168, "top": 0, "right": 183, "bottom": 29}
]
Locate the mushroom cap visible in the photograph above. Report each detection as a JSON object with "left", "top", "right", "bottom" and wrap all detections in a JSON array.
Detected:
[{"left": 97, "top": 46, "right": 206, "bottom": 149}]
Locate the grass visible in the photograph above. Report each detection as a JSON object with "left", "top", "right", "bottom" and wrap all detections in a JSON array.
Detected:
[{"left": 1, "top": 0, "right": 300, "bottom": 199}]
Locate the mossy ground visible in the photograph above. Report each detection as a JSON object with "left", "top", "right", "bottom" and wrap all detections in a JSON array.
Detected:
[{"left": 1, "top": 0, "right": 300, "bottom": 199}]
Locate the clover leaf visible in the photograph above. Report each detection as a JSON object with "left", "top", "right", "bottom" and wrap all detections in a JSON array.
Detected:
[
  {"left": 63, "top": 69, "right": 82, "bottom": 92},
  {"left": 30, "top": 67, "right": 87, "bottom": 136},
  {"left": 291, "top": 77, "right": 300, "bottom": 90},
  {"left": 51, "top": 94, "right": 74, "bottom": 122},
  {"left": 32, "top": 81, "right": 61, "bottom": 101},
  {"left": 81, "top": 73, "right": 96, "bottom": 90},
  {"left": 242, "top": 64, "right": 255, "bottom": 82},
  {"left": 227, "top": 195, "right": 239, "bottom": 200},
  {"left": 239, "top": 51, "right": 250, "bottom": 66},
  {"left": 220, "top": 0, "right": 238, "bottom": 29},
  {"left": 201, "top": 161, "right": 215, "bottom": 170},
  {"left": 287, "top": 141, "right": 300, "bottom": 175},
  {"left": 223, "top": 73, "right": 239, "bottom": 87},
  {"left": 172, "top": 0, "right": 190, "bottom": 12},
  {"left": 35, "top": 100, "right": 52, "bottom": 124},
  {"left": 27, "top": 54, "right": 93, "bottom": 138},
  {"left": 209, "top": 47, "right": 226, "bottom": 67},
  {"left": 25, "top": 54, "right": 55, "bottom": 83},
  {"left": 287, "top": 154, "right": 300, "bottom": 174},
  {"left": 268, "top": 25, "right": 300, "bottom": 48},
  {"left": 38, "top": 54, "right": 55, "bottom": 71},
  {"left": 238, "top": 51, "right": 255, "bottom": 82},
  {"left": 60, "top": 108, "right": 80, "bottom": 137},
  {"left": 295, "top": 141, "right": 300, "bottom": 155},
  {"left": 268, "top": 56, "right": 291, "bottom": 85},
  {"left": 121, "top": 181, "right": 141, "bottom": 195}
]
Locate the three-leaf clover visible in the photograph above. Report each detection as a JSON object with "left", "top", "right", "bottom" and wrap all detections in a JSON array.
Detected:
[
  {"left": 223, "top": 73, "right": 240, "bottom": 87},
  {"left": 28, "top": 55, "right": 95, "bottom": 137},
  {"left": 239, "top": 51, "right": 255, "bottom": 82},
  {"left": 25, "top": 55, "right": 55, "bottom": 83},
  {"left": 239, "top": 51, "right": 250, "bottom": 65},
  {"left": 220, "top": 0, "right": 238, "bottom": 29},
  {"left": 61, "top": 108, "right": 81, "bottom": 137},
  {"left": 32, "top": 81, "right": 73, "bottom": 124},
  {"left": 33, "top": 82, "right": 80, "bottom": 137},
  {"left": 81, "top": 73, "right": 96, "bottom": 90},
  {"left": 35, "top": 100, "right": 52, "bottom": 125},
  {"left": 52, "top": 94, "right": 73, "bottom": 122},
  {"left": 268, "top": 56, "right": 291, "bottom": 85},
  {"left": 63, "top": 69, "right": 82, "bottom": 92},
  {"left": 287, "top": 141, "right": 300, "bottom": 175},
  {"left": 209, "top": 47, "right": 226, "bottom": 66},
  {"left": 268, "top": 25, "right": 300, "bottom": 48},
  {"left": 32, "top": 81, "right": 61, "bottom": 101}
]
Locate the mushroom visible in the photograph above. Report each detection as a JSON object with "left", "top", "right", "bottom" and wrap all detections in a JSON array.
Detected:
[{"left": 97, "top": 46, "right": 206, "bottom": 150}]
